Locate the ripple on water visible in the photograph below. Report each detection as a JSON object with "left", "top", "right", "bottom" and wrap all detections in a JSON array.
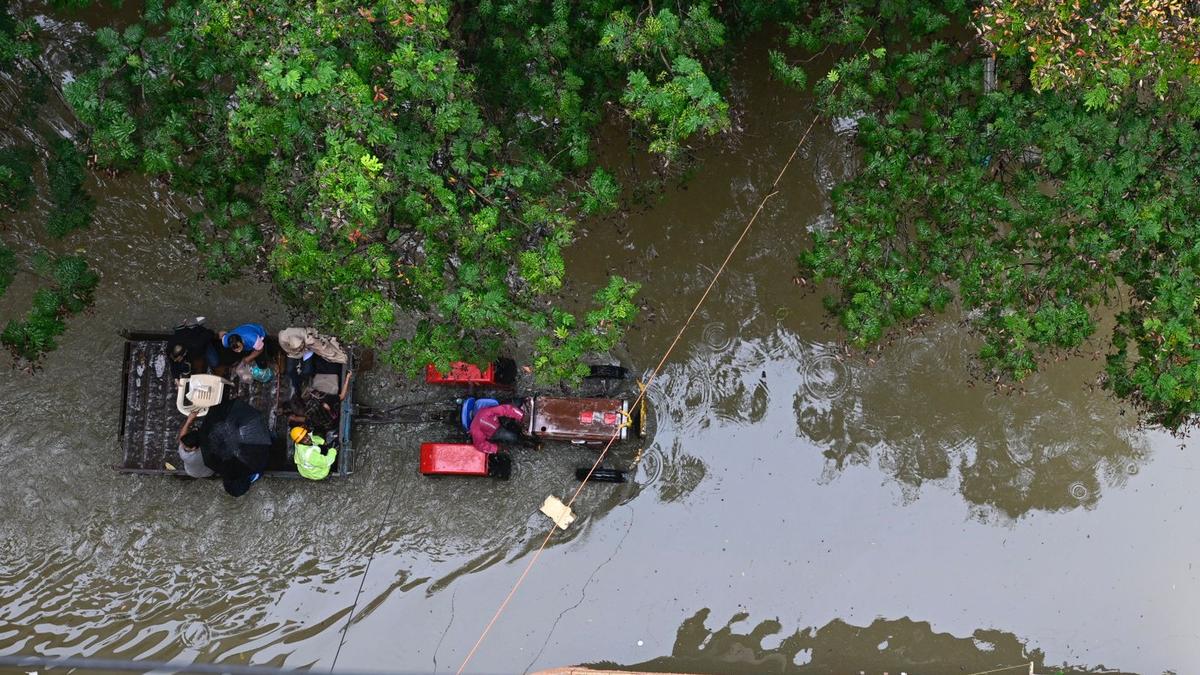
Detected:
[
  {"left": 1068, "top": 482, "right": 1090, "bottom": 501},
  {"left": 179, "top": 617, "right": 212, "bottom": 649},
  {"left": 1004, "top": 442, "right": 1036, "bottom": 468},
  {"left": 633, "top": 445, "right": 666, "bottom": 488},
  {"left": 751, "top": 331, "right": 804, "bottom": 366},
  {"left": 678, "top": 357, "right": 718, "bottom": 419},
  {"left": 257, "top": 500, "right": 277, "bottom": 523},
  {"left": 701, "top": 322, "right": 733, "bottom": 352},
  {"left": 801, "top": 353, "right": 850, "bottom": 401}
]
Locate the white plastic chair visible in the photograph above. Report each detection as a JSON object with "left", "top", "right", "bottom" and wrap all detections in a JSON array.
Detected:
[{"left": 176, "top": 374, "right": 230, "bottom": 417}]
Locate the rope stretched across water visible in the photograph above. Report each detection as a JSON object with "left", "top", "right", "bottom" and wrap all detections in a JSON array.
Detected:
[
  {"left": 965, "top": 663, "right": 1036, "bottom": 675},
  {"left": 454, "top": 30, "right": 873, "bottom": 673}
]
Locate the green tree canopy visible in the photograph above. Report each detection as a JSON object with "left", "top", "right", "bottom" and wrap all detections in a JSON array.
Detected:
[
  {"left": 33, "top": 0, "right": 1200, "bottom": 429},
  {"left": 62, "top": 0, "right": 749, "bottom": 380},
  {"left": 976, "top": 0, "right": 1200, "bottom": 113},
  {"left": 795, "top": 0, "right": 1200, "bottom": 430},
  {"left": 0, "top": 8, "right": 99, "bottom": 366}
]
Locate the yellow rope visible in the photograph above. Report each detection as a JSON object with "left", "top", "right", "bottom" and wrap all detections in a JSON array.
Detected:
[{"left": 964, "top": 662, "right": 1035, "bottom": 675}]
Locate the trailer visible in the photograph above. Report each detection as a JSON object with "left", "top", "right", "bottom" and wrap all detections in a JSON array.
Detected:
[{"left": 116, "top": 330, "right": 353, "bottom": 478}]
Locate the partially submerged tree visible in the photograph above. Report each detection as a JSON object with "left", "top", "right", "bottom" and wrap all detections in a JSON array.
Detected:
[
  {"left": 0, "top": 8, "right": 99, "bottom": 366},
  {"left": 60, "top": 0, "right": 745, "bottom": 381},
  {"left": 976, "top": 0, "right": 1200, "bottom": 113},
  {"left": 35, "top": 0, "right": 1200, "bottom": 427},
  {"left": 794, "top": 0, "right": 1200, "bottom": 430}
]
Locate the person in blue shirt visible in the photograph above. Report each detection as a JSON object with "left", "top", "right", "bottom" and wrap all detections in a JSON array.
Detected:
[{"left": 220, "top": 323, "right": 267, "bottom": 366}]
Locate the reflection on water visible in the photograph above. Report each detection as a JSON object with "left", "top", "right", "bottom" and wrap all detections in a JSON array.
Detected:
[
  {"left": 0, "top": 530, "right": 346, "bottom": 663},
  {"left": 652, "top": 438, "right": 708, "bottom": 504},
  {"left": 597, "top": 609, "right": 1134, "bottom": 674},
  {"left": 645, "top": 306, "right": 1146, "bottom": 520},
  {"left": 793, "top": 318, "right": 1148, "bottom": 519},
  {"left": 631, "top": 444, "right": 665, "bottom": 488},
  {"left": 648, "top": 318, "right": 781, "bottom": 436},
  {"left": 800, "top": 353, "right": 850, "bottom": 402}
]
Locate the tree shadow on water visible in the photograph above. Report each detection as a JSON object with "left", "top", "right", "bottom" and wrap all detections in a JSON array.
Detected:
[
  {"left": 793, "top": 321, "right": 1149, "bottom": 519},
  {"left": 589, "top": 608, "right": 1133, "bottom": 674}
]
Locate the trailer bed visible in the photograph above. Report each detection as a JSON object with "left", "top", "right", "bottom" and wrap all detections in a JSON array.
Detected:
[{"left": 116, "top": 331, "right": 353, "bottom": 478}]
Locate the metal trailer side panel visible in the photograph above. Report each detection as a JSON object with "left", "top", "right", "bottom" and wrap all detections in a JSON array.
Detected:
[{"left": 528, "top": 396, "right": 627, "bottom": 442}]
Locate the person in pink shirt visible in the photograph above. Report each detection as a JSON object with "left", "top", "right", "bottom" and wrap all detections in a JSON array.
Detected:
[{"left": 469, "top": 401, "right": 526, "bottom": 454}]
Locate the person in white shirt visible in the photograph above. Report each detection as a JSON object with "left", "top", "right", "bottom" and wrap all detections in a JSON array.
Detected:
[{"left": 176, "top": 410, "right": 214, "bottom": 478}]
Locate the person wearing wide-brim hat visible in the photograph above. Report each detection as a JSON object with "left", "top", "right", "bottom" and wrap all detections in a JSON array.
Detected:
[
  {"left": 291, "top": 425, "right": 335, "bottom": 480},
  {"left": 277, "top": 327, "right": 349, "bottom": 399}
]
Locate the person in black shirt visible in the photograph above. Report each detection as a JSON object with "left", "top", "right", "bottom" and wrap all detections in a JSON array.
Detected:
[{"left": 167, "top": 318, "right": 221, "bottom": 379}]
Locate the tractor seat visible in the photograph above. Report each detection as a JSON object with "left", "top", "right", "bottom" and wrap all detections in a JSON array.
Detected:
[{"left": 460, "top": 397, "right": 499, "bottom": 430}]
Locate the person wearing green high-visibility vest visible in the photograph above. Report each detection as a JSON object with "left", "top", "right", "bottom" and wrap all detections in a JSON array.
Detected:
[{"left": 290, "top": 426, "right": 335, "bottom": 480}]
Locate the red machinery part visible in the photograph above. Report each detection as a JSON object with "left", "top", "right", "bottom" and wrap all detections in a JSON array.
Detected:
[
  {"left": 425, "top": 361, "right": 497, "bottom": 386},
  {"left": 420, "top": 442, "right": 490, "bottom": 476}
]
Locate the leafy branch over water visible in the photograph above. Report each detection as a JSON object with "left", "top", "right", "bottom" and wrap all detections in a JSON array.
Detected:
[
  {"left": 1, "top": 254, "right": 99, "bottom": 363},
  {"left": 58, "top": 0, "right": 709, "bottom": 380},
  {"left": 0, "top": 8, "right": 99, "bottom": 366},
  {"left": 8, "top": 0, "right": 1200, "bottom": 427},
  {"left": 0, "top": 146, "right": 36, "bottom": 210},
  {"left": 44, "top": 138, "right": 95, "bottom": 239},
  {"left": 795, "top": 0, "right": 1200, "bottom": 430}
]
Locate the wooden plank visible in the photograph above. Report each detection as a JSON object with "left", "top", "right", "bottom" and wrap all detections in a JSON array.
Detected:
[
  {"left": 118, "top": 340, "right": 132, "bottom": 443},
  {"left": 121, "top": 341, "right": 150, "bottom": 470},
  {"left": 146, "top": 341, "right": 173, "bottom": 470},
  {"left": 119, "top": 336, "right": 186, "bottom": 474}
]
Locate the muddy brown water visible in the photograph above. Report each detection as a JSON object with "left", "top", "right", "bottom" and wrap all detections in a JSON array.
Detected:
[{"left": 1, "top": 5, "right": 1197, "bottom": 674}]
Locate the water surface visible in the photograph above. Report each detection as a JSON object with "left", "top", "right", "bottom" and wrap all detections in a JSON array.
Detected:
[{"left": 0, "top": 8, "right": 1196, "bottom": 674}]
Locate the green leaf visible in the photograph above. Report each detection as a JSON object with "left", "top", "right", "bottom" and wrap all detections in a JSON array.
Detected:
[{"left": 1082, "top": 83, "right": 1108, "bottom": 111}]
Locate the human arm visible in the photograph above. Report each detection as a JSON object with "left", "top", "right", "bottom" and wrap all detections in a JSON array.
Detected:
[
  {"left": 241, "top": 333, "right": 266, "bottom": 364},
  {"left": 497, "top": 403, "right": 525, "bottom": 422},
  {"left": 469, "top": 418, "right": 499, "bottom": 454},
  {"left": 339, "top": 369, "right": 353, "bottom": 401},
  {"left": 317, "top": 447, "right": 337, "bottom": 468},
  {"left": 314, "top": 436, "right": 335, "bottom": 462},
  {"left": 177, "top": 411, "right": 199, "bottom": 442}
]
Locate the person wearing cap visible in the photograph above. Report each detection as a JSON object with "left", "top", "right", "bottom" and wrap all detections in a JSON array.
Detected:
[
  {"left": 219, "top": 322, "right": 267, "bottom": 366},
  {"left": 291, "top": 426, "right": 336, "bottom": 480}
]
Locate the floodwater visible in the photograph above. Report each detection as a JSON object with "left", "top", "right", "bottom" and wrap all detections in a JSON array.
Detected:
[{"left": 1, "top": 5, "right": 1197, "bottom": 674}]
